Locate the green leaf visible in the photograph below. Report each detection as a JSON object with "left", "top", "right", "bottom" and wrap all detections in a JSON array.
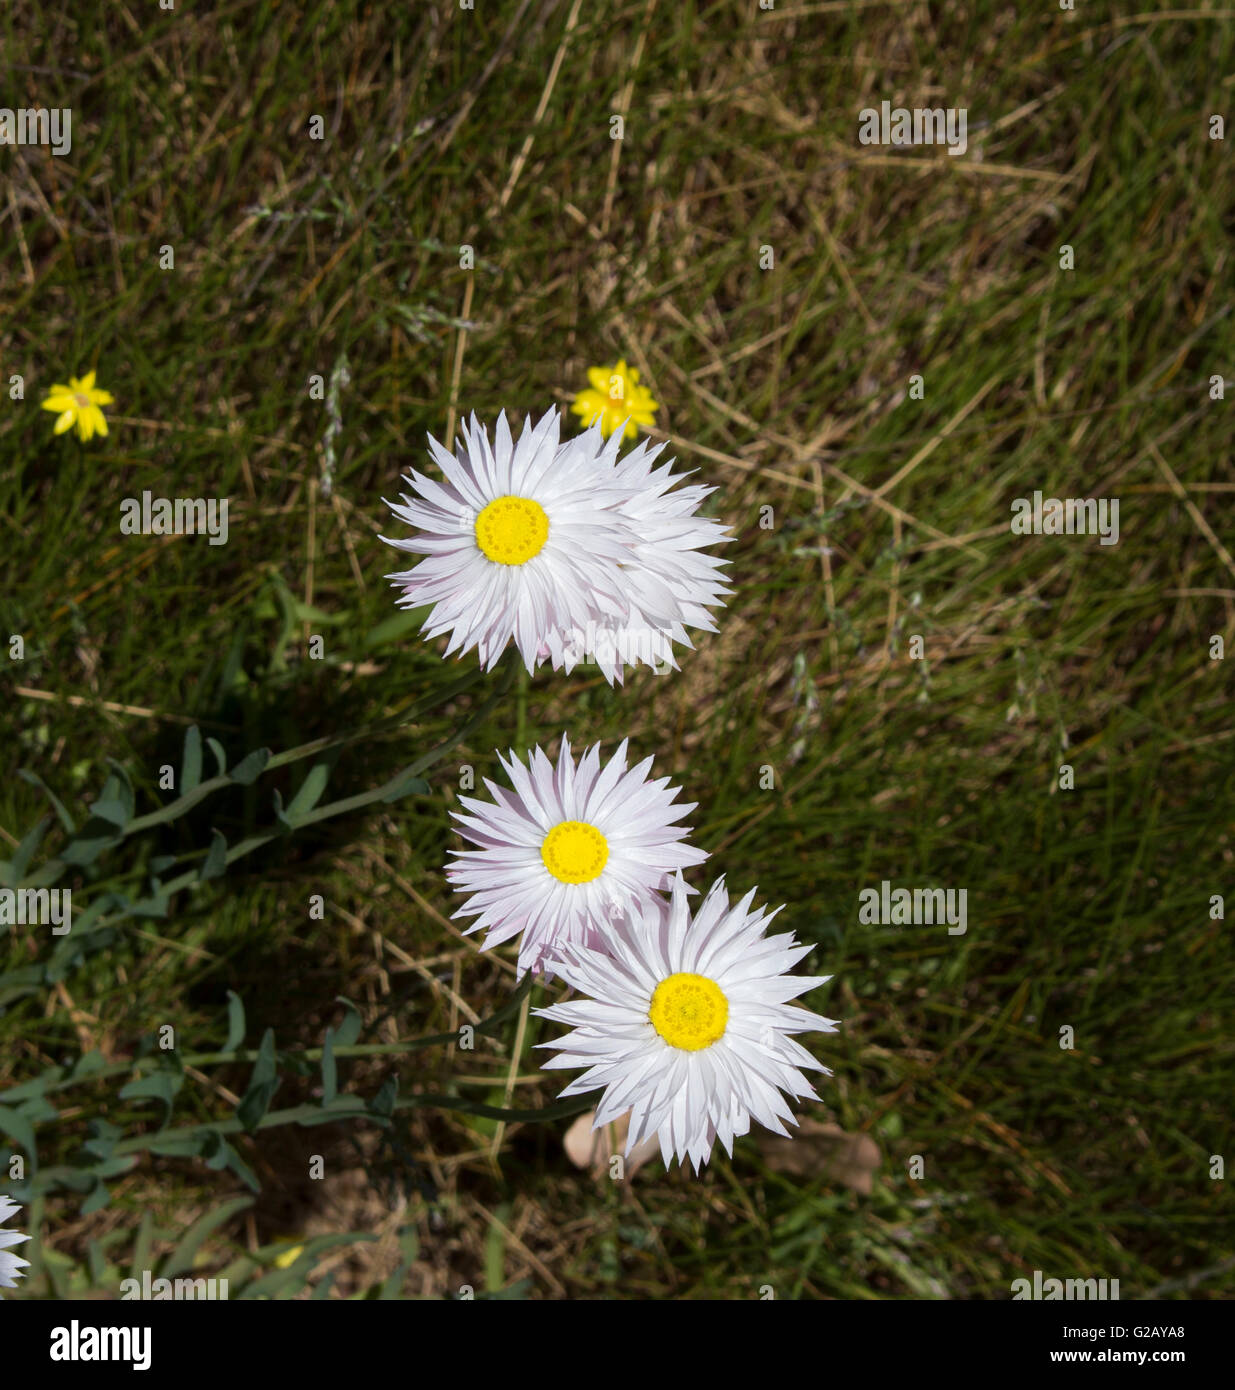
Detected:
[
  {"left": 106, "top": 759, "right": 136, "bottom": 803},
  {"left": 85, "top": 1236, "right": 109, "bottom": 1288},
  {"left": 50, "top": 1170, "right": 98, "bottom": 1194},
  {"left": 237, "top": 1029, "right": 280, "bottom": 1132},
  {"left": 91, "top": 761, "right": 135, "bottom": 826},
  {"left": 369, "top": 1075, "right": 398, "bottom": 1118},
  {"left": 397, "top": 1226, "right": 420, "bottom": 1265},
  {"left": 18, "top": 1095, "right": 58, "bottom": 1126},
  {"left": 271, "top": 789, "right": 295, "bottom": 834},
  {"left": 70, "top": 1050, "right": 108, "bottom": 1081},
  {"left": 81, "top": 1119, "right": 122, "bottom": 1161},
  {"left": 485, "top": 1202, "right": 510, "bottom": 1292},
  {"left": 289, "top": 599, "right": 345, "bottom": 625},
  {"left": 378, "top": 767, "right": 431, "bottom": 803},
  {"left": 0, "top": 1061, "right": 52, "bottom": 1106},
  {"left": 0, "top": 1105, "right": 38, "bottom": 1160},
  {"left": 230, "top": 748, "right": 271, "bottom": 785},
  {"left": 181, "top": 726, "right": 203, "bottom": 793},
  {"left": 9, "top": 816, "right": 50, "bottom": 883},
  {"left": 17, "top": 770, "right": 77, "bottom": 835},
  {"left": 375, "top": 1267, "right": 406, "bottom": 1299},
  {"left": 45, "top": 922, "right": 118, "bottom": 983},
  {"left": 131, "top": 1211, "right": 155, "bottom": 1280},
  {"left": 147, "top": 1133, "right": 209, "bottom": 1158},
  {"left": 160, "top": 1195, "right": 254, "bottom": 1278},
  {"left": 57, "top": 895, "right": 115, "bottom": 942},
  {"left": 199, "top": 829, "right": 228, "bottom": 882},
  {"left": 119, "top": 1068, "right": 183, "bottom": 1127},
  {"left": 479, "top": 1277, "right": 533, "bottom": 1301},
  {"left": 206, "top": 737, "right": 228, "bottom": 777},
  {"left": 88, "top": 798, "right": 128, "bottom": 828},
  {"left": 286, "top": 751, "right": 340, "bottom": 820},
  {"left": 320, "top": 1028, "right": 339, "bottom": 1105},
  {"left": 364, "top": 609, "right": 424, "bottom": 649},
  {"left": 92, "top": 1156, "right": 139, "bottom": 1179},
  {"left": 59, "top": 816, "right": 125, "bottom": 868},
  {"left": 224, "top": 991, "right": 246, "bottom": 1051},
  {"left": 201, "top": 1134, "right": 259, "bottom": 1191},
  {"left": 81, "top": 1182, "right": 111, "bottom": 1216},
  {"left": 216, "top": 631, "right": 247, "bottom": 699},
  {"left": 123, "top": 892, "right": 170, "bottom": 920},
  {"left": 299, "top": 1096, "right": 367, "bottom": 1126},
  {"left": 238, "top": 1235, "right": 375, "bottom": 1300},
  {"left": 376, "top": 1230, "right": 419, "bottom": 1299},
  {"left": 0, "top": 965, "right": 53, "bottom": 1012},
  {"left": 331, "top": 998, "right": 363, "bottom": 1048}
]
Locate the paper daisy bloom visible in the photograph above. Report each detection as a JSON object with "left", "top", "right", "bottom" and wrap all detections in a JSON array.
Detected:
[
  {"left": 0, "top": 1197, "right": 30, "bottom": 1291},
  {"left": 40, "top": 370, "right": 115, "bottom": 442},
  {"left": 381, "top": 409, "right": 641, "bottom": 673},
  {"left": 570, "top": 359, "right": 658, "bottom": 442},
  {"left": 536, "top": 874, "right": 838, "bottom": 1172},
  {"left": 447, "top": 735, "right": 708, "bottom": 978},
  {"left": 545, "top": 421, "right": 733, "bottom": 680}
]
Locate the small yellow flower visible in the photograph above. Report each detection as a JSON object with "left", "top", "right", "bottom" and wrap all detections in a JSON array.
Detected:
[
  {"left": 570, "top": 358, "right": 658, "bottom": 441},
  {"left": 40, "top": 370, "right": 115, "bottom": 443},
  {"left": 272, "top": 1240, "right": 305, "bottom": 1269}
]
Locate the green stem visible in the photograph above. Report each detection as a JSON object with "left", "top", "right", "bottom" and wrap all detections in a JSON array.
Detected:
[
  {"left": 20, "top": 663, "right": 495, "bottom": 896},
  {"left": 24, "top": 1090, "right": 594, "bottom": 1193},
  {"left": 127, "top": 662, "right": 492, "bottom": 836},
  {"left": 5, "top": 969, "right": 535, "bottom": 1104},
  {"left": 27, "top": 660, "right": 515, "bottom": 933}
]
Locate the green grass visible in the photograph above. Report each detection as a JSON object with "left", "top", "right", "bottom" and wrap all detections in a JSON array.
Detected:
[{"left": 1, "top": 0, "right": 1232, "bottom": 1299}]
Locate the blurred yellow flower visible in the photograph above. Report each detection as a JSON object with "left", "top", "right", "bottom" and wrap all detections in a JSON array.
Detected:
[
  {"left": 40, "top": 370, "right": 115, "bottom": 443},
  {"left": 570, "top": 358, "right": 658, "bottom": 441},
  {"left": 272, "top": 1241, "right": 304, "bottom": 1269}
]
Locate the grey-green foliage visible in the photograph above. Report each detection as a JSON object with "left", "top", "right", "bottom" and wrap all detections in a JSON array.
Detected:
[
  {"left": 0, "top": 660, "right": 509, "bottom": 1010},
  {"left": 27, "top": 1190, "right": 423, "bottom": 1299},
  {"left": 0, "top": 947, "right": 586, "bottom": 1215},
  {"left": 0, "top": 654, "right": 589, "bottom": 1216}
]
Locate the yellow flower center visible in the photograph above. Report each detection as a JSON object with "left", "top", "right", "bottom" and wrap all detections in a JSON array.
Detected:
[
  {"left": 540, "top": 820, "right": 609, "bottom": 884},
  {"left": 474, "top": 495, "right": 549, "bottom": 565},
  {"left": 649, "top": 972, "right": 729, "bottom": 1051},
  {"left": 74, "top": 393, "right": 90, "bottom": 409}
]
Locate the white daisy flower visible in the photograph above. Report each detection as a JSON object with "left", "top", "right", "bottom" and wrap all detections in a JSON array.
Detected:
[
  {"left": 447, "top": 735, "right": 708, "bottom": 978},
  {"left": 382, "top": 409, "right": 638, "bottom": 673},
  {"left": 544, "top": 423, "right": 734, "bottom": 682},
  {"left": 535, "top": 873, "right": 838, "bottom": 1172},
  {"left": 0, "top": 1196, "right": 30, "bottom": 1291}
]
